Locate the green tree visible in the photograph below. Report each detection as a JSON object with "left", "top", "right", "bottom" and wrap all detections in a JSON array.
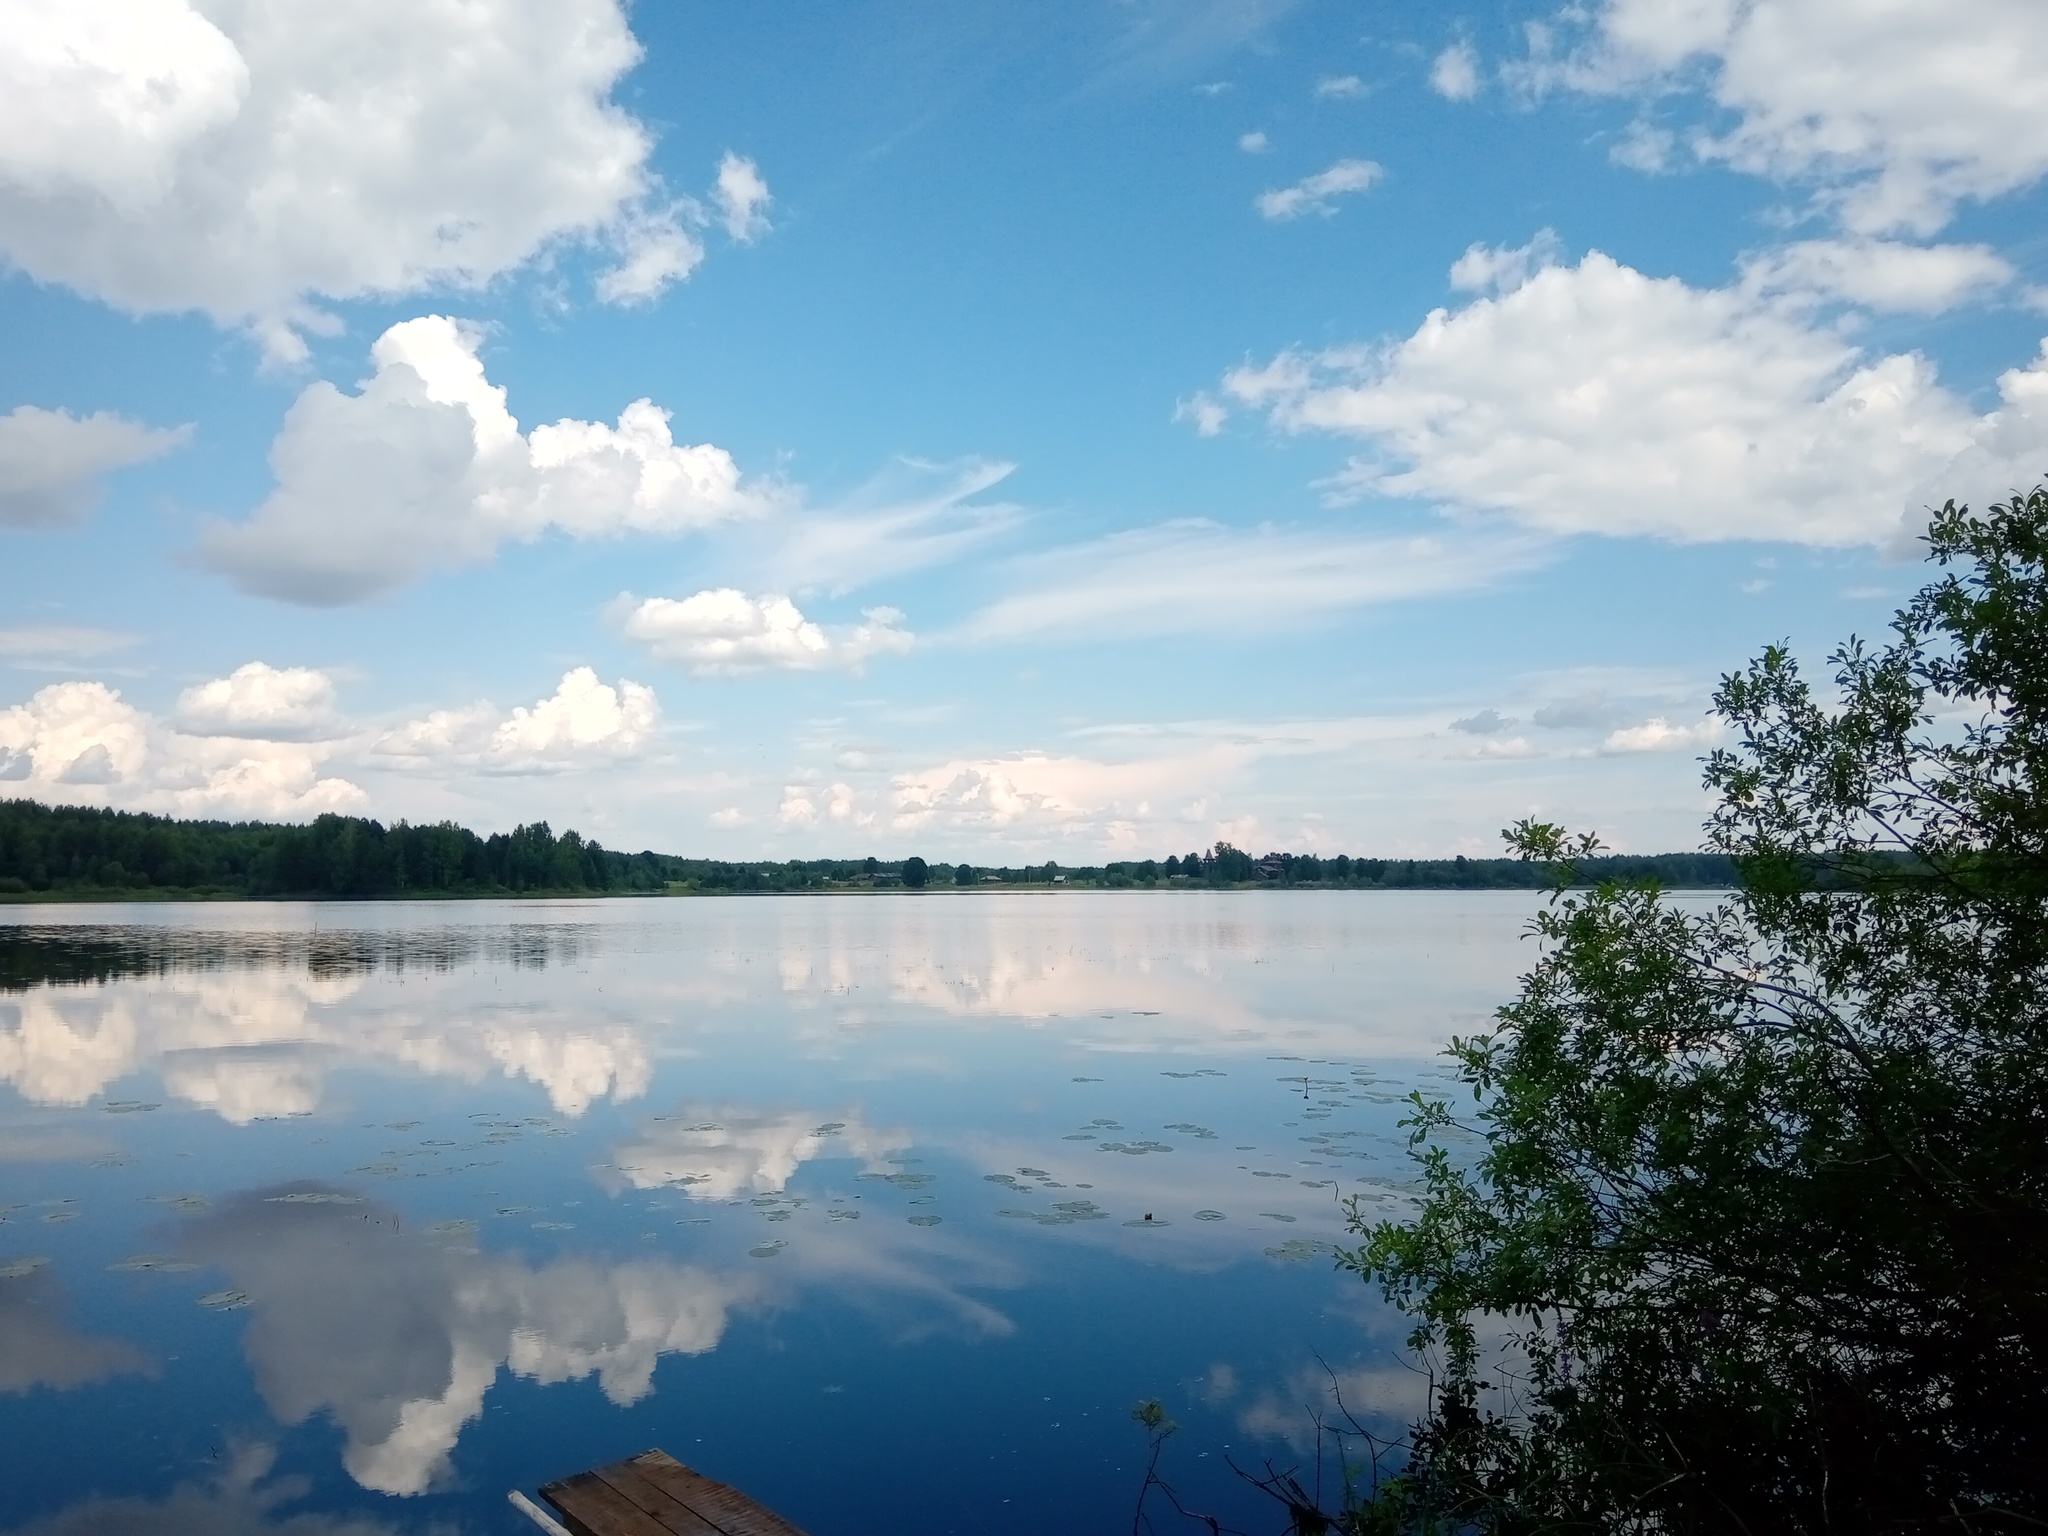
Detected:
[
  {"left": 1348, "top": 488, "right": 2048, "bottom": 1531},
  {"left": 955, "top": 861, "right": 975, "bottom": 886},
  {"left": 902, "top": 855, "right": 930, "bottom": 888}
]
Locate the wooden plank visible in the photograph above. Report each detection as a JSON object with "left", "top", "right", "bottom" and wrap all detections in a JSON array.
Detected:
[
  {"left": 590, "top": 1460, "right": 725, "bottom": 1536},
  {"left": 626, "top": 1450, "right": 811, "bottom": 1536},
  {"left": 538, "top": 1470, "right": 677, "bottom": 1536}
]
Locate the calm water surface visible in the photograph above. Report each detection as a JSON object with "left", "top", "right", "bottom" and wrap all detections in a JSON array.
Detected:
[{"left": 0, "top": 891, "right": 1544, "bottom": 1535}]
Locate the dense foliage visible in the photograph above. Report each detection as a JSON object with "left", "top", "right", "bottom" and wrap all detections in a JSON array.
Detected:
[
  {"left": 0, "top": 799, "right": 1737, "bottom": 899},
  {"left": 1348, "top": 490, "right": 2048, "bottom": 1531}
]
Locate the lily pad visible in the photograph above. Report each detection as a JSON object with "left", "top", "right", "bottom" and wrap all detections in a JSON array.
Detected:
[
  {"left": 265, "top": 1192, "right": 364, "bottom": 1205},
  {"left": 197, "top": 1289, "right": 251, "bottom": 1310},
  {"left": 1264, "top": 1239, "right": 1336, "bottom": 1263},
  {"left": 748, "top": 1241, "right": 786, "bottom": 1258},
  {"left": 108, "top": 1254, "right": 198, "bottom": 1273}
]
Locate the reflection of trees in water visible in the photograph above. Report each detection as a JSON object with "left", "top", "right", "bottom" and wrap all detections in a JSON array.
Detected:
[{"left": 0, "top": 924, "right": 601, "bottom": 992}]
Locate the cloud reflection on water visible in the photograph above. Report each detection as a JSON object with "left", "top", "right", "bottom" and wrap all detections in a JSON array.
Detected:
[
  {"left": 3, "top": 1443, "right": 397, "bottom": 1536},
  {"left": 603, "top": 1104, "right": 908, "bottom": 1197},
  {"left": 178, "top": 1186, "right": 757, "bottom": 1495},
  {"left": 0, "top": 1262, "right": 153, "bottom": 1395},
  {"left": 0, "top": 896, "right": 1535, "bottom": 1123}
]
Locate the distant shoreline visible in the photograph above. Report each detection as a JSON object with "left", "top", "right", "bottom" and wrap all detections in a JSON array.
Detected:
[
  {"left": 0, "top": 879, "right": 1741, "bottom": 906},
  {"left": 1, "top": 798, "right": 1740, "bottom": 902}
]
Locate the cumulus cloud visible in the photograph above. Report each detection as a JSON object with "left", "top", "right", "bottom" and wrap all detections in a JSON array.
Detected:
[
  {"left": 1220, "top": 239, "right": 2048, "bottom": 546},
  {"left": 957, "top": 520, "right": 1547, "bottom": 642},
  {"left": 371, "top": 667, "right": 657, "bottom": 772},
  {"left": 1513, "top": 0, "right": 2048, "bottom": 235},
  {"left": 0, "top": 0, "right": 749, "bottom": 356},
  {"left": 1601, "top": 716, "right": 1724, "bottom": 754},
  {"left": 1430, "top": 42, "right": 1481, "bottom": 101},
  {"left": 0, "top": 406, "right": 187, "bottom": 529},
  {"left": 1239, "top": 130, "right": 1270, "bottom": 154},
  {"left": 713, "top": 153, "right": 773, "bottom": 242},
  {"left": 0, "top": 678, "right": 366, "bottom": 818},
  {"left": 1256, "top": 158, "right": 1382, "bottom": 220},
  {"left": 1314, "top": 74, "right": 1366, "bottom": 99},
  {"left": 616, "top": 591, "right": 914, "bottom": 676},
  {"left": 199, "top": 317, "right": 770, "bottom": 605},
  {"left": 1739, "top": 238, "right": 2014, "bottom": 313},
  {"left": 174, "top": 663, "right": 341, "bottom": 741}
]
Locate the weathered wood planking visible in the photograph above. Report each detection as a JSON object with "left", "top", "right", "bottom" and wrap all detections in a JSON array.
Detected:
[{"left": 538, "top": 1449, "right": 809, "bottom": 1536}]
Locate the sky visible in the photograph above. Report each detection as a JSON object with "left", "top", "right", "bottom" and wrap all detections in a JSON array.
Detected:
[{"left": 3, "top": 0, "right": 2047, "bottom": 861}]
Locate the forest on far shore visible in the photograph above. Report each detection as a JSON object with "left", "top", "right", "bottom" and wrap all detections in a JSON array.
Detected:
[{"left": 0, "top": 799, "right": 1740, "bottom": 899}]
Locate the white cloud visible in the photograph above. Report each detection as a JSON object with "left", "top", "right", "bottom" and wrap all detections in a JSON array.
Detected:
[
  {"left": 0, "top": 0, "right": 733, "bottom": 356},
  {"left": 1515, "top": 0, "right": 2048, "bottom": 235},
  {"left": 199, "top": 317, "right": 770, "bottom": 605},
  {"left": 709, "top": 807, "right": 748, "bottom": 828},
  {"left": 489, "top": 667, "right": 658, "bottom": 760},
  {"left": 373, "top": 667, "right": 657, "bottom": 772},
  {"left": 1174, "top": 394, "right": 1229, "bottom": 437},
  {"left": 592, "top": 201, "right": 705, "bottom": 306},
  {"left": 1609, "top": 118, "right": 1677, "bottom": 173},
  {"left": 1430, "top": 42, "right": 1480, "bottom": 101},
  {"left": 0, "top": 679, "right": 366, "bottom": 817},
  {"left": 713, "top": 153, "right": 773, "bottom": 242},
  {"left": 1738, "top": 238, "right": 2013, "bottom": 314},
  {"left": 1314, "top": 74, "right": 1366, "bottom": 99},
  {"left": 893, "top": 749, "right": 1250, "bottom": 837},
  {"left": 174, "top": 662, "right": 340, "bottom": 740},
  {"left": 616, "top": 590, "right": 914, "bottom": 676},
  {"left": 0, "top": 626, "right": 137, "bottom": 661},
  {"left": 1220, "top": 240, "right": 2048, "bottom": 547},
  {"left": 1238, "top": 130, "right": 1270, "bottom": 153},
  {"left": 0, "top": 405, "right": 187, "bottom": 528},
  {"left": 1448, "top": 228, "right": 1564, "bottom": 294},
  {"left": 1601, "top": 716, "right": 1725, "bottom": 754},
  {"left": 1256, "top": 158, "right": 1382, "bottom": 220},
  {"left": 779, "top": 786, "right": 818, "bottom": 826},
  {"left": 957, "top": 520, "right": 1547, "bottom": 642},
  {"left": 748, "top": 458, "right": 1020, "bottom": 596}
]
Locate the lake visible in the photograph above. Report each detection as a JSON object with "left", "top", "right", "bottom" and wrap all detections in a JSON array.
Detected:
[{"left": 0, "top": 891, "right": 1544, "bottom": 1535}]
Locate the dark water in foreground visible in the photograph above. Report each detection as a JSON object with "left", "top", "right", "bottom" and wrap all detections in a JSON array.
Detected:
[{"left": 0, "top": 891, "right": 1540, "bottom": 1535}]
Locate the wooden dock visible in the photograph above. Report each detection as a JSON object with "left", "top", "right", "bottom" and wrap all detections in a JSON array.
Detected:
[{"left": 517, "top": 1448, "right": 810, "bottom": 1536}]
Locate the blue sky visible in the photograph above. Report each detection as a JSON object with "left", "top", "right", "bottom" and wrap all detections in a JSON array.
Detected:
[{"left": 4, "top": 0, "right": 2046, "bottom": 859}]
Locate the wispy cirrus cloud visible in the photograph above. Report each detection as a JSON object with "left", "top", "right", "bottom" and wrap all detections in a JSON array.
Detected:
[{"left": 955, "top": 520, "right": 1548, "bottom": 643}]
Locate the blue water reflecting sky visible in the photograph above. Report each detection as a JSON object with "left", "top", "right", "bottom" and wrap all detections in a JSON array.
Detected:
[{"left": 0, "top": 892, "right": 1542, "bottom": 1534}]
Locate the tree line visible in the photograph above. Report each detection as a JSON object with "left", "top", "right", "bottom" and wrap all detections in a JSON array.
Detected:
[{"left": 0, "top": 800, "right": 1744, "bottom": 900}]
